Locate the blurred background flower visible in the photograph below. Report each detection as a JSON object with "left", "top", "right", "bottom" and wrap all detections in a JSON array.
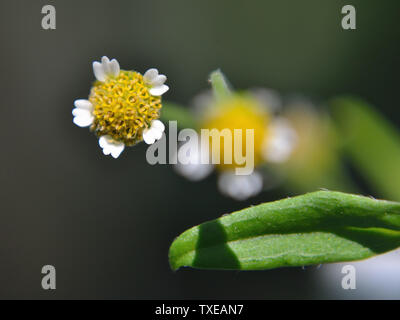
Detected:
[{"left": 171, "top": 75, "right": 297, "bottom": 200}]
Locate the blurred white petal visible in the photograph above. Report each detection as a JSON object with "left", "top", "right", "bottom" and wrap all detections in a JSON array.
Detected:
[
  {"left": 250, "top": 88, "right": 282, "bottom": 113},
  {"left": 218, "top": 171, "right": 263, "bottom": 200},
  {"left": 263, "top": 118, "right": 297, "bottom": 163},
  {"left": 174, "top": 139, "right": 214, "bottom": 181}
]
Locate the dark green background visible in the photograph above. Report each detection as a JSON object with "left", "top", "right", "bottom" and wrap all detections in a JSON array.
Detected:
[{"left": 0, "top": 0, "right": 399, "bottom": 299}]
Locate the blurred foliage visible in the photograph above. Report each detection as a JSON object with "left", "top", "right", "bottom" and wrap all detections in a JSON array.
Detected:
[
  {"left": 209, "top": 70, "right": 232, "bottom": 100},
  {"left": 276, "top": 104, "right": 354, "bottom": 194},
  {"left": 161, "top": 101, "right": 198, "bottom": 130},
  {"left": 331, "top": 96, "right": 400, "bottom": 201}
]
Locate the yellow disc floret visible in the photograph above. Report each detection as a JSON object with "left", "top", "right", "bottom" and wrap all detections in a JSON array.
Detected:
[
  {"left": 89, "top": 70, "right": 162, "bottom": 146},
  {"left": 201, "top": 94, "right": 270, "bottom": 170}
]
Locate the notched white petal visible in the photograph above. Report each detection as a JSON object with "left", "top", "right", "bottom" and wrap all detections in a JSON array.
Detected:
[
  {"left": 152, "top": 129, "right": 163, "bottom": 140},
  {"left": 72, "top": 108, "right": 90, "bottom": 117},
  {"left": 93, "top": 61, "right": 106, "bottom": 82},
  {"left": 151, "top": 74, "right": 167, "bottom": 86},
  {"left": 93, "top": 56, "right": 120, "bottom": 82},
  {"left": 99, "top": 135, "right": 125, "bottom": 158},
  {"left": 149, "top": 84, "right": 169, "bottom": 96},
  {"left": 144, "top": 68, "right": 168, "bottom": 96},
  {"left": 73, "top": 109, "right": 94, "bottom": 127},
  {"left": 143, "top": 129, "right": 156, "bottom": 144},
  {"left": 143, "top": 68, "right": 159, "bottom": 83},
  {"left": 110, "top": 144, "right": 125, "bottom": 158},
  {"left": 151, "top": 120, "right": 165, "bottom": 132},
  {"left": 74, "top": 99, "right": 93, "bottom": 110},
  {"left": 101, "top": 56, "right": 110, "bottom": 67},
  {"left": 108, "top": 59, "right": 120, "bottom": 77},
  {"left": 143, "top": 120, "right": 165, "bottom": 144},
  {"left": 99, "top": 135, "right": 111, "bottom": 149}
]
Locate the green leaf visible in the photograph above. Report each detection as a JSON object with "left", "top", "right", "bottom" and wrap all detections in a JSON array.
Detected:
[
  {"left": 209, "top": 69, "right": 232, "bottom": 101},
  {"left": 161, "top": 101, "right": 198, "bottom": 129},
  {"left": 331, "top": 96, "right": 400, "bottom": 201},
  {"left": 169, "top": 191, "right": 400, "bottom": 271}
]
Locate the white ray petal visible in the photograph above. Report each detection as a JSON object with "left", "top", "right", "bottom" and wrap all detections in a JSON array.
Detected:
[
  {"left": 218, "top": 171, "right": 263, "bottom": 200},
  {"left": 143, "top": 68, "right": 158, "bottom": 83},
  {"left": 101, "top": 56, "right": 111, "bottom": 73},
  {"left": 174, "top": 139, "right": 214, "bottom": 181},
  {"left": 99, "top": 135, "right": 111, "bottom": 148},
  {"left": 93, "top": 61, "right": 106, "bottom": 82},
  {"left": 143, "top": 129, "right": 156, "bottom": 144},
  {"left": 73, "top": 109, "right": 94, "bottom": 127},
  {"left": 108, "top": 59, "right": 120, "bottom": 77},
  {"left": 150, "top": 74, "right": 167, "bottom": 86},
  {"left": 149, "top": 85, "right": 169, "bottom": 96},
  {"left": 99, "top": 135, "right": 125, "bottom": 158},
  {"left": 152, "top": 128, "right": 163, "bottom": 140},
  {"left": 151, "top": 120, "right": 165, "bottom": 132},
  {"left": 174, "top": 161, "right": 214, "bottom": 181},
  {"left": 74, "top": 99, "right": 93, "bottom": 110},
  {"left": 263, "top": 118, "right": 297, "bottom": 163},
  {"left": 110, "top": 144, "right": 125, "bottom": 158},
  {"left": 72, "top": 108, "right": 91, "bottom": 117}
]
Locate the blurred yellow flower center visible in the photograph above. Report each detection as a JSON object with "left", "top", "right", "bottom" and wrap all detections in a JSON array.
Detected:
[
  {"left": 89, "top": 70, "right": 162, "bottom": 146},
  {"left": 201, "top": 95, "right": 269, "bottom": 170}
]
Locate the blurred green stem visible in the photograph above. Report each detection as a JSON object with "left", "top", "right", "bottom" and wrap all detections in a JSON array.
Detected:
[{"left": 209, "top": 69, "right": 232, "bottom": 101}]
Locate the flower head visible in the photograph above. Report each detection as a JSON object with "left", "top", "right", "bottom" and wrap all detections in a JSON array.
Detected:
[
  {"left": 201, "top": 94, "right": 270, "bottom": 170},
  {"left": 173, "top": 79, "right": 297, "bottom": 200},
  {"left": 73, "top": 56, "right": 169, "bottom": 158}
]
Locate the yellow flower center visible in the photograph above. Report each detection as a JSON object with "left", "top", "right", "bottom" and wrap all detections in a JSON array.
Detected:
[
  {"left": 201, "top": 95, "right": 270, "bottom": 170},
  {"left": 89, "top": 70, "right": 162, "bottom": 146}
]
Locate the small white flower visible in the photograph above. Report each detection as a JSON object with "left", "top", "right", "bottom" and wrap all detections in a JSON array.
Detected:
[
  {"left": 92, "top": 56, "right": 120, "bottom": 82},
  {"left": 262, "top": 118, "right": 297, "bottom": 163},
  {"left": 99, "top": 135, "right": 125, "bottom": 159},
  {"left": 143, "top": 68, "right": 169, "bottom": 96},
  {"left": 174, "top": 139, "right": 214, "bottom": 181},
  {"left": 72, "top": 99, "right": 94, "bottom": 127},
  {"left": 142, "top": 120, "right": 165, "bottom": 144}
]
